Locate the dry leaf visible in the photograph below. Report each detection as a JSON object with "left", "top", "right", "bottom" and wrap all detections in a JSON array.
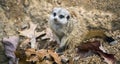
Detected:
[
  {"left": 15, "top": 49, "right": 29, "bottom": 64},
  {"left": 19, "top": 22, "right": 56, "bottom": 49},
  {"left": 45, "top": 60, "right": 53, "bottom": 64},
  {"left": 41, "top": 28, "right": 55, "bottom": 42},
  {"left": 48, "top": 50, "right": 62, "bottom": 64},
  {"left": 60, "top": 55, "right": 69, "bottom": 64},
  {"left": 19, "top": 21, "right": 37, "bottom": 38},
  {"left": 38, "top": 60, "right": 53, "bottom": 64},
  {"left": 25, "top": 48, "right": 40, "bottom": 62},
  {"left": 76, "top": 40, "right": 101, "bottom": 57},
  {"left": 19, "top": 21, "right": 44, "bottom": 49},
  {"left": 97, "top": 51, "right": 116, "bottom": 64},
  {"left": 25, "top": 49, "right": 47, "bottom": 63},
  {"left": 36, "top": 49, "right": 48, "bottom": 59},
  {"left": 76, "top": 40, "right": 116, "bottom": 64},
  {"left": 27, "top": 55, "right": 39, "bottom": 62},
  {"left": 25, "top": 48, "right": 36, "bottom": 57},
  {"left": 25, "top": 48, "right": 62, "bottom": 64},
  {"left": 20, "top": 38, "right": 30, "bottom": 49}
]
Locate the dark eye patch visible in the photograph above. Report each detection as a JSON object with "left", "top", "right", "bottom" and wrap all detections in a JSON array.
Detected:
[
  {"left": 59, "top": 15, "right": 64, "bottom": 19},
  {"left": 67, "top": 15, "right": 70, "bottom": 20},
  {"left": 53, "top": 13, "right": 56, "bottom": 16}
]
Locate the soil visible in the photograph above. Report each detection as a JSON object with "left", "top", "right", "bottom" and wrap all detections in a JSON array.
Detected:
[{"left": 0, "top": 0, "right": 120, "bottom": 64}]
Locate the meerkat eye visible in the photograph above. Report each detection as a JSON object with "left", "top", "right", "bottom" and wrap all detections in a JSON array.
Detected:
[
  {"left": 59, "top": 15, "right": 64, "bottom": 19},
  {"left": 67, "top": 15, "right": 70, "bottom": 20},
  {"left": 53, "top": 13, "right": 56, "bottom": 16}
]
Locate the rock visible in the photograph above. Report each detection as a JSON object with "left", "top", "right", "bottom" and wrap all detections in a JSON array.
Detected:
[{"left": 0, "top": 42, "right": 9, "bottom": 64}]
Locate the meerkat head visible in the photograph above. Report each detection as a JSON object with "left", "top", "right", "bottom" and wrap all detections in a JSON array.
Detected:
[{"left": 49, "top": 7, "right": 70, "bottom": 25}]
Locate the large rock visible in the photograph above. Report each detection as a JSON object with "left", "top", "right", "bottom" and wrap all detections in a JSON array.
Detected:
[{"left": 0, "top": 42, "right": 9, "bottom": 64}]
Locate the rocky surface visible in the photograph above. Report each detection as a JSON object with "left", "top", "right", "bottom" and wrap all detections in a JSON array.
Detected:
[{"left": 0, "top": 0, "right": 120, "bottom": 64}]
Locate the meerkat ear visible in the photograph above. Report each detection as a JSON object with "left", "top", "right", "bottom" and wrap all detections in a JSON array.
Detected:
[{"left": 67, "top": 15, "right": 70, "bottom": 20}]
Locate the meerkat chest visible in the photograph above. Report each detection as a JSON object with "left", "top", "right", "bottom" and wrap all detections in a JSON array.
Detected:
[{"left": 52, "top": 23, "right": 65, "bottom": 37}]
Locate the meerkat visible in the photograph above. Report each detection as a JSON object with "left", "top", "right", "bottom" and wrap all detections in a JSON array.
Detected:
[
  {"left": 48, "top": 7, "right": 73, "bottom": 52},
  {"left": 48, "top": 7, "right": 117, "bottom": 53}
]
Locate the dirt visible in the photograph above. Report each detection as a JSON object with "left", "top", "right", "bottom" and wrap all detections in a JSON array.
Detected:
[{"left": 0, "top": 0, "right": 120, "bottom": 64}]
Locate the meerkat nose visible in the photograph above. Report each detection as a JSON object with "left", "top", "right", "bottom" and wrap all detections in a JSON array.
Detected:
[{"left": 54, "top": 18, "right": 57, "bottom": 22}]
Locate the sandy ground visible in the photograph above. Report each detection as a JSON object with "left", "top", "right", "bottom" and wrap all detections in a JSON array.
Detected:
[{"left": 0, "top": 0, "right": 120, "bottom": 64}]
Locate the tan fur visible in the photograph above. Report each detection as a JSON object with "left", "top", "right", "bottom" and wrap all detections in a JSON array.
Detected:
[{"left": 49, "top": 8, "right": 109, "bottom": 52}]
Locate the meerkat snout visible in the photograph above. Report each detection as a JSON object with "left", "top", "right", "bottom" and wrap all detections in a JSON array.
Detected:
[
  {"left": 54, "top": 18, "right": 58, "bottom": 22},
  {"left": 49, "top": 7, "right": 70, "bottom": 24}
]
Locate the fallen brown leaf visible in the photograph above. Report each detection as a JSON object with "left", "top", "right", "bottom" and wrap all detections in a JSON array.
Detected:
[
  {"left": 20, "top": 38, "right": 30, "bottom": 49},
  {"left": 19, "top": 21, "right": 38, "bottom": 38},
  {"left": 41, "top": 28, "right": 55, "bottom": 42},
  {"left": 45, "top": 60, "right": 53, "bottom": 64},
  {"left": 19, "top": 21, "right": 45, "bottom": 49},
  {"left": 36, "top": 49, "right": 48, "bottom": 59},
  {"left": 97, "top": 51, "right": 116, "bottom": 64},
  {"left": 48, "top": 50, "right": 62, "bottom": 64},
  {"left": 76, "top": 40, "right": 101, "bottom": 57},
  {"left": 25, "top": 48, "right": 62, "bottom": 64},
  {"left": 25, "top": 48, "right": 36, "bottom": 57},
  {"left": 38, "top": 60, "right": 53, "bottom": 64},
  {"left": 76, "top": 40, "right": 116, "bottom": 64}
]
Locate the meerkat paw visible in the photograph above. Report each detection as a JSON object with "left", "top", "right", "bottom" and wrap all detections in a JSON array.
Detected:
[
  {"left": 55, "top": 45, "right": 69, "bottom": 54},
  {"left": 55, "top": 47, "right": 65, "bottom": 54}
]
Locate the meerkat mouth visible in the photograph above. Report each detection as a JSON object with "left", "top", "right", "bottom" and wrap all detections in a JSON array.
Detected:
[{"left": 54, "top": 21, "right": 62, "bottom": 25}]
